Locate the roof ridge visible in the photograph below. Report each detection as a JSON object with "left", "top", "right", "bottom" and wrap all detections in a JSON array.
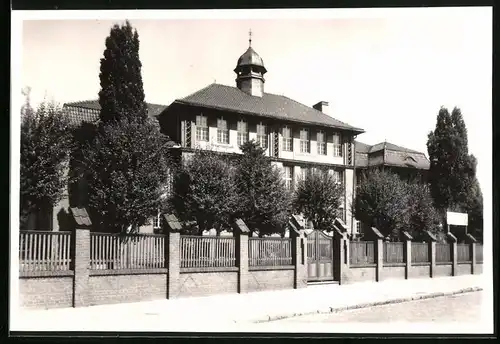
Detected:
[
  {"left": 275, "top": 94, "right": 359, "bottom": 129},
  {"left": 64, "top": 99, "right": 168, "bottom": 107},
  {"left": 176, "top": 83, "right": 364, "bottom": 133},
  {"left": 180, "top": 83, "right": 221, "bottom": 101},
  {"left": 63, "top": 99, "right": 99, "bottom": 106}
]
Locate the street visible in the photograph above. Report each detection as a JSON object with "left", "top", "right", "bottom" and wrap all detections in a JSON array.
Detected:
[{"left": 272, "top": 291, "right": 483, "bottom": 323}]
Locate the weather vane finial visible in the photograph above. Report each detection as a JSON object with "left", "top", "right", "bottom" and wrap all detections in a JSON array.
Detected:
[{"left": 249, "top": 29, "right": 252, "bottom": 47}]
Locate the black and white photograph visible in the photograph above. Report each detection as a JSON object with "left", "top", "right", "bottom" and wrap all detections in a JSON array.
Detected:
[{"left": 10, "top": 7, "right": 493, "bottom": 335}]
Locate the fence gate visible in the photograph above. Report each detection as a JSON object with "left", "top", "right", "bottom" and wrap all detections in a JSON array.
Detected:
[{"left": 307, "top": 230, "right": 335, "bottom": 282}]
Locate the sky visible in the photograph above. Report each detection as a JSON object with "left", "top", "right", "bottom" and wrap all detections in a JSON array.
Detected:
[{"left": 17, "top": 8, "right": 491, "bottom": 192}]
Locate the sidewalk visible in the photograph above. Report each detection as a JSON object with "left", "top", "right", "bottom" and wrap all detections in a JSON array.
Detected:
[{"left": 12, "top": 275, "right": 485, "bottom": 333}]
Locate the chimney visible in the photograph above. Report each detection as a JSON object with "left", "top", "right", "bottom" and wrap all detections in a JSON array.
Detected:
[{"left": 313, "top": 101, "right": 329, "bottom": 116}]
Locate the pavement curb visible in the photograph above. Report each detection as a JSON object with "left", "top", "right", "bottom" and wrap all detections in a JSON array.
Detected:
[{"left": 255, "top": 286, "right": 483, "bottom": 323}]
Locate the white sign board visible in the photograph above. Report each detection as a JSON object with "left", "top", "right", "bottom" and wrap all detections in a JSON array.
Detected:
[{"left": 446, "top": 211, "right": 468, "bottom": 226}]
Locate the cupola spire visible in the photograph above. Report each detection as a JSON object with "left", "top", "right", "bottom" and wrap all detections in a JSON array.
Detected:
[{"left": 234, "top": 31, "right": 267, "bottom": 97}]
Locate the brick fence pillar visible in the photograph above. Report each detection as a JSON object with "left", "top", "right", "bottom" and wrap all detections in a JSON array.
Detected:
[
  {"left": 471, "top": 242, "right": 476, "bottom": 274},
  {"left": 402, "top": 231, "right": 413, "bottom": 280},
  {"left": 368, "top": 227, "right": 384, "bottom": 282},
  {"left": 375, "top": 238, "right": 383, "bottom": 282},
  {"left": 426, "top": 231, "right": 437, "bottom": 278},
  {"left": 429, "top": 241, "right": 436, "bottom": 278},
  {"left": 233, "top": 219, "right": 250, "bottom": 294},
  {"left": 163, "top": 214, "right": 183, "bottom": 299},
  {"left": 70, "top": 207, "right": 91, "bottom": 308},
  {"left": 290, "top": 215, "right": 307, "bottom": 288},
  {"left": 236, "top": 232, "right": 249, "bottom": 293},
  {"left": 333, "top": 218, "right": 349, "bottom": 285},
  {"left": 291, "top": 230, "right": 307, "bottom": 289},
  {"left": 167, "top": 232, "right": 180, "bottom": 299},
  {"left": 447, "top": 232, "right": 458, "bottom": 276}
]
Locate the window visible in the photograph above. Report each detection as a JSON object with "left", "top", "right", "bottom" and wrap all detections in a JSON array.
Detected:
[
  {"left": 332, "top": 132, "right": 342, "bottom": 157},
  {"left": 300, "top": 129, "right": 310, "bottom": 153},
  {"left": 300, "top": 167, "right": 309, "bottom": 181},
  {"left": 257, "top": 122, "right": 267, "bottom": 148},
  {"left": 217, "top": 117, "right": 229, "bottom": 144},
  {"left": 356, "top": 221, "right": 362, "bottom": 234},
  {"left": 282, "top": 126, "right": 293, "bottom": 151},
  {"left": 196, "top": 115, "right": 209, "bottom": 142},
  {"left": 317, "top": 130, "right": 326, "bottom": 155},
  {"left": 153, "top": 210, "right": 162, "bottom": 229},
  {"left": 283, "top": 166, "right": 293, "bottom": 190},
  {"left": 332, "top": 169, "right": 342, "bottom": 184},
  {"left": 237, "top": 120, "right": 248, "bottom": 147}
]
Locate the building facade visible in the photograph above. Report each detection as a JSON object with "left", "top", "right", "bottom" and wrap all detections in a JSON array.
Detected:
[
  {"left": 41, "top": 41, "right": 430, "bottom": 237},
  {"left": 158, "top": 43, "right": 364, "bottom": 233}
]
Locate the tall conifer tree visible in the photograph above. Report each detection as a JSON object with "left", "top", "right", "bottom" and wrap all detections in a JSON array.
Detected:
[{"left": 98, "top": 20, "right": 147, "bottom": 124}]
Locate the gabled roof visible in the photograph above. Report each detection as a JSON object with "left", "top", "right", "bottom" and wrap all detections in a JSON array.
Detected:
[
  {"left": 63, "top": 100, "right": 167, "bottom": 126},
  {"left": 169, "top": 83, "right": 364, "bottom": 133}
]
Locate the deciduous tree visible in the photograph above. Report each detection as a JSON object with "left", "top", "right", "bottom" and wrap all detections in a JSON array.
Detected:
[
  {"left": 406, "top": 181, "right": 441, "bottom": 241},
  {"left": 20, "top": 100, "right": 73, "bottom": 229},
  {"left": 294, "top": 169, "right": 344, "bottom": 231},
  {"left": 234, "top": 141, "right": 292, "bottom": 237},
  {"left": 353, "top": 168, "right": 411, "bottom": 241},
  {"left": 169, "top": 149, "right": 239, "bottom": 235},
  {"left": 79, "top": 118, "right": 172, "bottom": 233}
]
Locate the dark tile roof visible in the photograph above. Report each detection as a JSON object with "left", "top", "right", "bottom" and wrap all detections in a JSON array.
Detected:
[
  {"left": 63, "top": 100, "right": 167, "bottom": 126},
  {"left": 355, "top": 140, "right": 422, "bottom": 154},
  {"left": 384, "top": 150, "right": 430, "bottom": 170},
  {"left": 171, "top": 83, "right": 364, "bottom": 133},
  {"left": 354, "top": 141, "right": 372, "bottom": 153},
  {"left": 355, "top": 140, "right": 430, "bottom": 170}
]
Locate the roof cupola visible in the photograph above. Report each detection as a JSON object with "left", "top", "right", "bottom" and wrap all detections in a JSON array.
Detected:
[{"left": 234, "top": 29, "right": 267, "bottom": 97}]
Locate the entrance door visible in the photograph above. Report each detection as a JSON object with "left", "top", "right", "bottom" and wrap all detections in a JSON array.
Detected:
[{"left": 307, "top": 230, "right": 335, "bottom": 282}]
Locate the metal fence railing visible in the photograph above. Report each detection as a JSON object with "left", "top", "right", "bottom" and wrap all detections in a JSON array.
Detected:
[
  {"left": 19, "top": 231, "right": 72, "bottom": 272},
  {"left": 411, "top": 242, "right": 429, "bottom": 263},
  {"left": 435, "top": 243, "right": 452, "bottom": 263},
  {"left": 383, "top": 242, "right": 404, "bottom": 264},
  {"left": 457, "top": 243, "right": 471, "bottom": 262},
  {"left": 249, "top": 238, "right": 292, "bottom": 267},
  {"left": 180, "top": 236, "right": 236, "bottom": 268},
  {"left": 90, "top": 233, "right": 166, "bottom": 270},
  {"left": 350, "top": 241, "right": 375, "bottom": 265}
]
